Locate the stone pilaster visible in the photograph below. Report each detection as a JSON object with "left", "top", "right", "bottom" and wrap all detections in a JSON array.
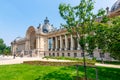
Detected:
[
  {"left": 77, "top": 40, "right": 80, "bottom": 50},
  {"left": 13, "top": 44, "right": 15, "bottom": 55},
  {"left": 55, "top": 37, "right": 58, "bottom": 51},
  {"left": 60, "top": 35, "right": 63, "bottom": 51},
  {"left": 36, "top": 36, "right": 39, "bottom": 49},
  {"left": 70, "top": 35, "right": 74, "bottom": 50},
  {"left": 51, "top": 37, "right": 53, "bottom": 51},
  {"left": 36, "top": 35, "right": 40, "bottom": 57},
  {"left": 65, "top": 35, "right": 68, "bottom": 50}
]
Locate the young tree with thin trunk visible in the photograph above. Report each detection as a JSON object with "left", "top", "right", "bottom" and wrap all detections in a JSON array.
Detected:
[{"left": 59, "top": 0, "right": 105, "bottom": 79}]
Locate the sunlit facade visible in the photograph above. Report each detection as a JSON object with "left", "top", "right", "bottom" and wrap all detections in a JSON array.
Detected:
[{"left": 11, "top": 0, "right": 120, "bottom": 60}]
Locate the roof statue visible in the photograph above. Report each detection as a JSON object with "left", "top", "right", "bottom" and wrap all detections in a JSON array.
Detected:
[
  {"left": 44, "top": 17, "right": 49, "bottom": 24},
  {"left": 42, "top": 17, "right": 55, "bottom": 33}
]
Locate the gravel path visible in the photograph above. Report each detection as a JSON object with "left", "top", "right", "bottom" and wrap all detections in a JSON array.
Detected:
[
  {"left": 0, "top": 56, "right": 71, "bottom": 65},
  {"left": 95, "top": 63, "right": 120, "bottom": 68}
]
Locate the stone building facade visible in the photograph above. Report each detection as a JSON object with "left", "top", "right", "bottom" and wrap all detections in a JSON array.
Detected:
[{"left": 11, "top": 0, "right": 120, "bottom": 60}]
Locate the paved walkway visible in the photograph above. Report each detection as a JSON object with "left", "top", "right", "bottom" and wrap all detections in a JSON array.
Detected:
[
  {"left": 0, "top": 56, "right": 71, "bottom": 65},
  {"left": 95, "top": 63, "right": 120, "bottom": 68},
  {"left": 0, "top": 56, "right": 120, "bottom": 68}
]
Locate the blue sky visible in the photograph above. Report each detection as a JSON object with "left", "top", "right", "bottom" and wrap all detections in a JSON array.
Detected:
[{"left": 0, "top": 0, "right": 117, "bottom": 46}]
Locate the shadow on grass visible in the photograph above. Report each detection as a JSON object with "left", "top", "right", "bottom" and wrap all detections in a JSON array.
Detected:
[
  {"left": 97, "top": 67, "right": 120, "bottom": 80},
  {"left": 35, "top": 71, "right": 72, "bottom": 80},
  {"left": 34, "top": 66, "right": 120, "bottom": 80}
]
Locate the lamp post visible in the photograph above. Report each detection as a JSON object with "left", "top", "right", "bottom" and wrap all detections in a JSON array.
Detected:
[{"left": 13, "top": 40, "right": 16, "bottom": 59}]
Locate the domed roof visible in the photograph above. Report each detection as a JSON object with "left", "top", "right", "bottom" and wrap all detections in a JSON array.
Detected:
[
  {"left": 111, "top": 0, "right": 120, "bottom": 12},
  {"left": 42, "top": 17, "right": 55, "bottom": 33}
]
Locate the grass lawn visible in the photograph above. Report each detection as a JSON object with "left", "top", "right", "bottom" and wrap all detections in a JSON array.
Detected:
[{"left": 0, "top": 64, "right": 120, "bottom": 80}]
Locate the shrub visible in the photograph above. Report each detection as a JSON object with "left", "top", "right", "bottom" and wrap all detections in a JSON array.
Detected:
[
  {"left": 23, "top": 60, "right": 95, "bottom": 66},
  {"left": 43, "top": 56, "right": 96, "bottom": 64}
]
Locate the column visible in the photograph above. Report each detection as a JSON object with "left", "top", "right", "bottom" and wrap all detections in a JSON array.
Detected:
[
  {"left": 37, "top": 36, "right": 39, "bottom": 56},
  {"left": 36, "top": 36, "right": 40, "bottom": 57},
  {"left": 25, "top": 38, "right": 29, "bottom": 51},
  {"left": 14, "top": 44, "right": 17, "bottom": 54},
  {"left": 53, "top": 37, "right": 55, "bottom": 51},
  {"left": 11, "top": 44, "right": 13, "bottom": 55},
  {"left": 60, "top": 35, "right": 63, "bottom": 51},
  {"left": 65, "top": 35, "right": 68, "bottom": 50},
  {"left": 55, "top": 37, "right": 58, "bottom": 51},
  {"left": 77, "top": 41, "right": 80, "bottom": 50},
  {"left": 51, "top": 37, "right": 53, "bottom": 51},
  {"left": 77, "top": 34, "right": 81, "bottom": 50},
  {"left": 36, "top": 36, "right": 39, "bottom": 49},
  {"left": 70, "top": 35, "right": 74, "bottom": 50},
  {"left": 13, "top": 44, "right": 15, "bottom": 55},
  {"left": 28, "top": 40, "right": 30, "bottom": 50}
]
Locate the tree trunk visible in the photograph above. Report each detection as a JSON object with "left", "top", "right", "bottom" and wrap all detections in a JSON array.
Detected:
[{"left": 83, "top": 50, "right": 87, "bottom": 80}]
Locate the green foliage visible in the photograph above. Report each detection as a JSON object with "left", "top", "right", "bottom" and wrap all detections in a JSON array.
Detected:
[
  {"left": 0, "top": 38, "right": 11, "bottom": 55},
  {"left": 59, "top": 0, "right": 120, "bottom": 61},
  {"left": 107, "top": 16, "right": 120, "bottom": 60},
  {"left": 59, "top": 1, "right": 107, "bottom": 79},
  {"left": 43, "top": 56, "right": 96, "bottom": 64},
  {"left": 3, "top": 46, "right": 11, "bottom": 55},
  {"left": 95, "top": 23, "right": 108, "bottom": 53},
  {"left": 24, "top": 60, "right": 95, "bottom": 67},
  {"left": 59, "top": 0, "right": 106, "bottom": 54},
  {"left": 0, "top": 38, "right": 6, "bottom": 54},
  {"left": 86, "top": 35, "right": 96, "bottom": 55}
]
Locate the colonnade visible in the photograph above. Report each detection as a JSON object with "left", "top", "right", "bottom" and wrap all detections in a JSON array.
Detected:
[{"left": 49, "top": 34, "right": 81, "bottom": 51}]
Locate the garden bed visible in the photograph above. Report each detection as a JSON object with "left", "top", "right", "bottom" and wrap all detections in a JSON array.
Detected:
[{"left": 23, "top": 60, "right": 95, "bottom": 66}]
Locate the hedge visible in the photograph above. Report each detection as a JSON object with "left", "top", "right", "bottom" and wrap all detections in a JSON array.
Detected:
[{"left": 23, "top": 61, "right": 95, "bottom": 67}]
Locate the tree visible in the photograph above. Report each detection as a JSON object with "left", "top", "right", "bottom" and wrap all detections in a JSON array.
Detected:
[
  {"left": 3, "top": 46, "right": 11, "bottom": 55},
  {"left": 0, "top": 38, "right": 6, "bottom": 54},
  {"left": 86, "top": 34, "right": 96, "bottom": 59},
  {"left": 0, "top": 38, "right": 11, "bottom": 55},
  {"left": 95, "top": 22, "right": 109, "bottom": 63},
  {"left": 107, "top": 16, "right": 120, "bottom": 60},
  {"left": 59, "top": 0, "right": 105, "bottom": 79}
]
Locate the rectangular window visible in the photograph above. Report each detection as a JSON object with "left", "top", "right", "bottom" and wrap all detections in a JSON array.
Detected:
[
  {"left": 74, "top": 53, "right": 77, "bottom": 58},
  {"left": 68, "top": 53, "right": 70, "bottom": 57},
  {"left": 62, "top": 53, "right": 64, "bottom": 57},
  {"left": 81, "top": 53, "right": 84, "bottom": 57},
  {"left": 53, "top": 53, "right": 55, "bottom": 56},
  {"left": 57, "top": 53, "right": 59, "bottom": 56}
]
